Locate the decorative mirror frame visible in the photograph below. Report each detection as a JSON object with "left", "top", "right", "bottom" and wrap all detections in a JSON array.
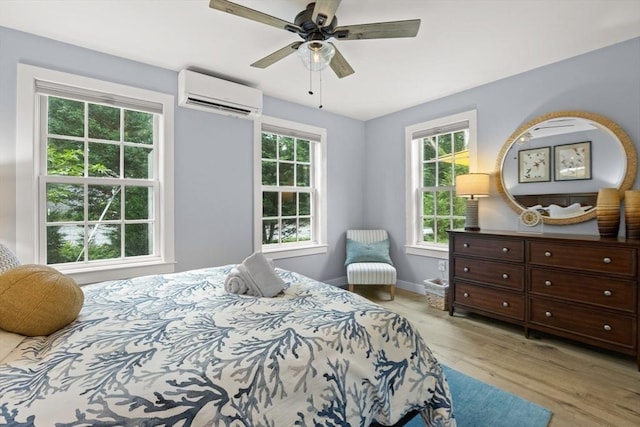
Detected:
[{"left": 496, "top": 110, "right": 637, "bottom": 225}]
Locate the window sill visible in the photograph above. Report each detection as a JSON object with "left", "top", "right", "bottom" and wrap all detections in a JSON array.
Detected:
[
  {"left": 57, "top": 260, "right": 176, "bottom": 285},
  {"left": 262, "top": 244, "right": 328, "bottom": 259},
  {"left": 404, "top": 244, "right": 449, "bottom": 259}
]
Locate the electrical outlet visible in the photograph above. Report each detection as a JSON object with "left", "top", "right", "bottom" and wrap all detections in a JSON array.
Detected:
[{"left": 438, "top": 260, "right": 447, "bottom": 272}]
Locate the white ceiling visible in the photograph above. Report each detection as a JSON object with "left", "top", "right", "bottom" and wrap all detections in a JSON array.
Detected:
[{"left": 1, "top": 0, "right": 639, "bottom": 121}]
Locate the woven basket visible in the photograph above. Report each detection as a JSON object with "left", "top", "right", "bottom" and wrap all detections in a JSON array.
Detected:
[
  {"left": 424, "top": 278, "right": 449, "bottom": 311},
  {"left": 426, "top": 291, "right": 449, "bottom": 311}
]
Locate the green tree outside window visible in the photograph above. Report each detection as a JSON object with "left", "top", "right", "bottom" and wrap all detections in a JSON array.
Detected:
[
  {"left": 421, "top": 130, "right": 469, "bottom": 244},
  {"left": 45, "top": 96, "right": 156, "bottom": 265},
  {"left": 261, "top": 131, "right": 313, "bottom": 245}
]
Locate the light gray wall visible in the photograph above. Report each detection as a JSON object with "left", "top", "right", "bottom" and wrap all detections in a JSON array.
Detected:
[
  {"left": 364, "top": 37, "right": 640, "bottom": 285},
  {"left": 0, "top": 26, "right": 364, "bottom": 282},
  {"left": 2, "top": 25, "right": 638, "bottom": 288}
]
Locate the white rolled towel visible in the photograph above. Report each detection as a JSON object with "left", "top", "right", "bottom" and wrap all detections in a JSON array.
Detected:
[
  {"left": 240, "top": 252, "right": 285, "bottom": 297},
  {"left": 224, "top": 252, "right": 285, "bottom": 297},
  {"left": 224, "top": 267, "right": 250, "bottom": 295}
]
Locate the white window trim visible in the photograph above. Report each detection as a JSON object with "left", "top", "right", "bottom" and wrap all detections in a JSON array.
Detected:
[
  {"left": 254, "top": 115, "right": 327, "bottom": 259},
  {"left": 404, "top": 110, "right": 477, "bottom": 257},
  {"left": 16, "top": 64, "right": 175, "bottom": 284}
]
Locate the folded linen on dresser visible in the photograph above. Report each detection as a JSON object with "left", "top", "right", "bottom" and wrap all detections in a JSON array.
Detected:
[{"left": 224, "top": 252, "right": 285, "bottom": 297}]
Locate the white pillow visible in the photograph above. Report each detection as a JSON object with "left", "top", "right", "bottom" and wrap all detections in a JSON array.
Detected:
[
  {"left": 0, "top": 243, "right": 20, "bottom": 274},
  {"left": 548, "top": 203, "right": 583, "bottom": 217},
  {"left": 0, "top": 330, "right": 25, "bottom": 362}
]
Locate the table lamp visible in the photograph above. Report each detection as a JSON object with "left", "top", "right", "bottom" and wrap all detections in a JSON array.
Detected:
[{"left": 456, "top": 173, "right": 490, "bottom": 231}]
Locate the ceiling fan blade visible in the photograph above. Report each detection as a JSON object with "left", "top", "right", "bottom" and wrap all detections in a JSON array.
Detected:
[
  {"left": 328, "top": 43, "right": 354, "bottom": 78},
  {"left": 312, "top": 0, "right": 342, "bottom": 27},
  {"left": 209, "top": 0, "right": 301, "bottom": 32},
  {"left": 334, "top": 19, "right": 421, "bottom": 40},
  {"left": 251, "top": 42, "right": 303, "bottom": 69}
]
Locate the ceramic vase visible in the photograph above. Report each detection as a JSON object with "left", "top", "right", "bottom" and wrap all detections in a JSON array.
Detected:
[
  {"left": 596, "top": 188, "right": 620, "bottom": 237},
  {"left": 624, "top": 190, "right": 640, "bottom": 239}
]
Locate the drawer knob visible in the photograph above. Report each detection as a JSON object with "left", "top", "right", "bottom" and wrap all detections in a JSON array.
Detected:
[
  {"left": 502, "top": 273, "right": 509, "bottom": 279},
  {"left": 603, "top": 290, "right": 612, "bottom": 297},
  {"left": 544, "top": 251, "right": 552, "bottom": 257},
  {"left": 502, "top": 302, "right": 509, "bottom": 307},
  {"left": 502, "top": 247, "right": 509, "bottom": 253},
  {"left": 463, "top": 292, "right": 469, "bottom": 298},
  {"left": 545, "top": 311, "right": 552, "bottom": 318},
  {"left": 463, "top": 243, "right": 469, "bottom": 248},
  {"left": 603, "top": 324, "right": 612, "bottom": 332},
  {"left": 603, "top": 257, "right": 611, "bottom": 264},
  {"left": 463, "top": 267, "right": 469, "bottom": 272},
  {"left": 544, "top": 280, "right": 552, "bottom": 286}
]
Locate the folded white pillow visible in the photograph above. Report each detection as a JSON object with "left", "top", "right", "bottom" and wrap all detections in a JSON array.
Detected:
[
  {"left": 548, "top": 203, "right": 583, "bottom": 217},
  {"left": 0, "top": 329, "right": 25, "bottom": 362},
  {"left": 0, "top": 243, "right": 20, "bottom": 274}
]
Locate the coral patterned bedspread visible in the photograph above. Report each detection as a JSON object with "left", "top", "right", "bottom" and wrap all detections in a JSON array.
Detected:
[{"left": 0, "top": 266, "right": 455, "bottom": 426}]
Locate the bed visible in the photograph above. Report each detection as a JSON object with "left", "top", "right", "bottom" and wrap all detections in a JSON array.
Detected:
[{"left": 0, "top": 265, "right": 455, "bottom": 426}]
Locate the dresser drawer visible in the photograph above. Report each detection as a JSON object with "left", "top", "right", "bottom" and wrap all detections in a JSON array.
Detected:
[
  {"left": 453, "top": 257, "right": 524, "bottom": 290},
  {"left": 528, "top": 241, "right": 636, "bottom": 276},
  {"left": 454, "top": 282, "right": 524, "bottom": 320},
  {"left": 453, "top": 234, "right": 524, "bottom": 262},
  {"left": 529, "top": 297, "right": 635, "bottom": 348},
  {"left": 529, "top": 268, "right": 636, "bottom": 312}
]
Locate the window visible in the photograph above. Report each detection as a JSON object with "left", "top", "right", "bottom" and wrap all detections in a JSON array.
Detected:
[
  {"left": 16, "top": 64, "right": 175, "bottom": 283},
  {"left": 405, "top": 110, "right": 477, "bottom": 256},
  {"left": 254, "top": 116, "right": 327, "bottom": 258}
]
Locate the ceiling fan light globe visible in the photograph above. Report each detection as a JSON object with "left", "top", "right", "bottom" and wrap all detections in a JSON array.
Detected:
[{"left": 298, "top": 40, "right": 335, "bottom": 71}]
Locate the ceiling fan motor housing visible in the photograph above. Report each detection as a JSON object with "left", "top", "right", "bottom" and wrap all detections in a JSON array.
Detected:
[{"left": 293, "top": 2, "right": 338, "bottom": 41}]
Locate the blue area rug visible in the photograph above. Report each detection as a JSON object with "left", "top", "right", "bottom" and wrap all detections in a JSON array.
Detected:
[{"left": 407, "top": 365, "right": 552, "bottom": 427}]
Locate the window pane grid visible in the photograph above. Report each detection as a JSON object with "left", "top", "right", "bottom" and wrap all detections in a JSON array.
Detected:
[
  {"left": 261, "top": 129, "right": 316, "bottom": 246},
  {"left": 261, "top": 189, "right": 315, "bottom": 245},
  {"left": 416, "top": 126, "right": 470, "bottom": 246},
  {"left": 262, "top": 132, "right": 313, "bottom": 189},
  {"left": 43, "top": 95, "right": 158, "bottom": 266}
]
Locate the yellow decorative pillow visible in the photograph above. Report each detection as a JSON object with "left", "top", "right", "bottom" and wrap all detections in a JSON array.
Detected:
[{"left": 0, "top": 264, "right": 84, "bottom": 336}]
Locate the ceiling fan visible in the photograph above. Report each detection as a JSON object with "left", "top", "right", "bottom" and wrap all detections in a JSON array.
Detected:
[{"left": 209, "top": 0, "right": 421, "bottom": 78}]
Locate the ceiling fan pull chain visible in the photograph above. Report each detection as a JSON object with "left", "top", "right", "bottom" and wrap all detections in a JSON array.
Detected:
[
  {"left": 319, "top": 69, "right": 323, "bottom": 109},
  {"left": 308, "top": 66, "right": 314, "bottom": 95}
]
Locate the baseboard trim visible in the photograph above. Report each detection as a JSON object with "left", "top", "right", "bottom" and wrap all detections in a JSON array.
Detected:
[
  {"left": 323, "top": 276, "right": 425, "bottom": 295},
  {"left": 323, "top": 276, "right": 348, "bottom": 287},
  {"left": 397, "top": 279, "right": 426, "bottom": 294}
]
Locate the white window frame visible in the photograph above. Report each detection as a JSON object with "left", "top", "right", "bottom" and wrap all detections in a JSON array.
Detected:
[
  {"left": 16, "top": 64, "right": 175, "bottom": 284},
  {"left": 254, "top": 116, "right": 327, "bottom": 259},
  {"left": 405, "top": 110, "right": 477, "bottom": 258}
]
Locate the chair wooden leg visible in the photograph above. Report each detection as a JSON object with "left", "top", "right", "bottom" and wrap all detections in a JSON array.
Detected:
[
  {"left": 349, "top": 284, "right": 354, "bottom": 292},
  {"left": 389, "top": 284, "right": 395, "bottom": 301}
]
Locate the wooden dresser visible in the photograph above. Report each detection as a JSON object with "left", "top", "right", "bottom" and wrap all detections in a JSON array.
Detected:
[{"left": 448, "top": 229, "right": 639, "bottom": 368}]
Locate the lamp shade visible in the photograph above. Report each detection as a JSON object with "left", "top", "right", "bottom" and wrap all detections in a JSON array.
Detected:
[
  {"left": 456, "top": 173, "right": 490, "bottom": 198},
  {"left": 298, "top": 40, "right": 335, "bottom": 71}
]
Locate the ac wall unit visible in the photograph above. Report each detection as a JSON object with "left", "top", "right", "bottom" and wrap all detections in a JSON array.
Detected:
[{"left": 178, "top": 69, "right": 262, "bottom": 119}]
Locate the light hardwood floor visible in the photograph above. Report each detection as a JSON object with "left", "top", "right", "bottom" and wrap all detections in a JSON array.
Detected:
[{"left": 354, "top": 286, "right": 640, "bottom": 427}]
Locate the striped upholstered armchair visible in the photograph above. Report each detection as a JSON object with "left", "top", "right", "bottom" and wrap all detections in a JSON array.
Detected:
[{"left": 345, "top": 229, "right": 397, "bottom": 300}]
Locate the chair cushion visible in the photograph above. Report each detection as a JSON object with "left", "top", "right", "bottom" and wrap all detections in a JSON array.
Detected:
[
  {"left": 346, "top": 229, "right": 388, "bottom": 244},
  {"left": 347, "top": 262, "right": 397, "bottom": 285},
  {"left": 345, "top": 238, "right": 393, "bottom": 266}
]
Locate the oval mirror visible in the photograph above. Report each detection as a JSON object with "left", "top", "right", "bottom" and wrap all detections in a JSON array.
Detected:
[{"left": 496, "top": 111, "right": 637, "bottom": 225}]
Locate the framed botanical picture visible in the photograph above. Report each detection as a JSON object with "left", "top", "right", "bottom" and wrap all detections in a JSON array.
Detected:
[
  {"left": 554, "top": 141, "right": 592, "bottom": 181},
  {"left": 518, "top": 147, "right": 551, "bottom": 183}
]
